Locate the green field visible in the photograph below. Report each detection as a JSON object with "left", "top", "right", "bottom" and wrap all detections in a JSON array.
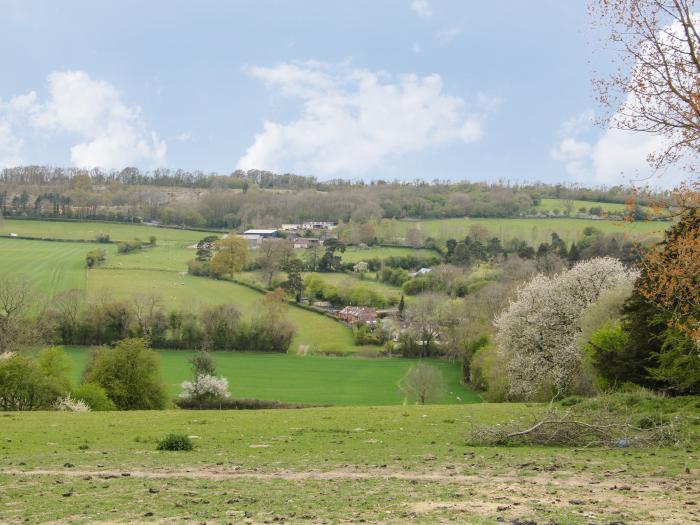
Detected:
[
  {"left": 534, "top": 198, "right": 631, "bottom": 214},
  {"left": 340, "top": 245, "right": 433, "bottom": 263},
  {"left": 0, "top": 218, "right": 212, "bottom": 244},
  {"left": 397, "top": 216, "right": 668, "bottom": 244},
  {"left": 2, "top": 403, "right": 697, "bottom": 524},
  {"left": 64, "top": 347, "right": 478, "bottom": 406},
  {"left": 0, "top": 238, "right": 103, "bottom": 298}
]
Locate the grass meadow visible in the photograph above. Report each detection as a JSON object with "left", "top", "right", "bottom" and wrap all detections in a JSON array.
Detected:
[
  {"left": 0, "top": 218, "right": 210, "bottom": 244},
  {"left": 396, "top": 216, "right": 668, "bottom": 244},
  {"left": 63, "top": 347, "right": 479, "bottom": 406},
  {"left": 2, "top": 403, "right": 697, "bottom": 524},
  {"left": 533, "top": 198, "right": 630, "bottom": 213}
]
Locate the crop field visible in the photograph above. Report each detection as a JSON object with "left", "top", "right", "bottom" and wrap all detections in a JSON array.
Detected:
[
  {"left": 396, "top": 216, "right": 668, "bottom": 244},
  {"left": 0, "top": 238, "right": 106, "bottom": 299},
  {"left": 0, "top": 218, "right": 213, "bottom": 244},
  {"left": 1, "top": 403, "right": 698, "bottom": 524},
  {"left": 63, "top": 347, "right": 477, "bottom": 406}
]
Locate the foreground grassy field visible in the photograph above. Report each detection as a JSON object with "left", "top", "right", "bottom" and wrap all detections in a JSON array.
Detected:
[
  {"left": 397, "top": 217, "right": 667, "bottom": 244},
  {"left": 64, "top": 347, "right": 479, "bottom": 405},
  {"left": 1, "top": 404, "right": 698, "bottom": 524}
]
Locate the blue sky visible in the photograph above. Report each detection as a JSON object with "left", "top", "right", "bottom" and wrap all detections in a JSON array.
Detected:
[{"left": 0, "top": 0, "right": 669, "bottom": 185}]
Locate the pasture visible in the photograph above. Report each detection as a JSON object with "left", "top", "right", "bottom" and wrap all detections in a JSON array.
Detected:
[
  {"left": 533, "top": 198, "right": 630, "bottom": 213},
  {"left": 396, "top": 216, "right": 668, "bottom": 244},
  {"left": 63, "top": 347, "right": 478, "bottom": 406},
  {"left": 0, "top": 218, "right": 212, "bottom": 244},
  {"left": 2, "top": 403, "right": 697, "bottom": 524},
  {"left": 340, "top": 245, "right": 433, "bottom": 263}
]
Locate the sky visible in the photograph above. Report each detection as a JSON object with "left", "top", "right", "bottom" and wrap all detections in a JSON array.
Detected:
[{"left": 0, "top": 0, "right": 678, "bottom": 186}]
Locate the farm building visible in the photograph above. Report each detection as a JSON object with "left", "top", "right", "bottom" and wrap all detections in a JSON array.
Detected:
[
  {"left": 242, "top": 234, "right": 263, "bottom": 249},
  {"left": 243, "top": 229, "right": 279, "bottom": 238},
  {"left": 293, "top": 237, "right": 322, "bottom": 249},
  {"left": 337, "top": 306, "right": 377, "bottom": 325},
  {"left": 279, "top": 222, "right": 336, "bottom": 231}
]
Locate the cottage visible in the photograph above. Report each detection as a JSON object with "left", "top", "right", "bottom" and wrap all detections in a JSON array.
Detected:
[{"left": 337, "top": 306, "right": 377, "bottom": 325}]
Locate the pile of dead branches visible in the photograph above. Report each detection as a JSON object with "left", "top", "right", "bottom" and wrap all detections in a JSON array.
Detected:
[{"left": 468, "top": 402, "right": 688, "bottom": 449}]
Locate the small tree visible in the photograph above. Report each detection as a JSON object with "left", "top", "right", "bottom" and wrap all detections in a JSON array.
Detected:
[
  {"left": 400, "top": 363, "right": 447, "bottom": 404},
  {"left": 211, "top": 235, "right": 249, "bottom": 278},
  {"left": 83, "top": 338, "right": 168, "bottom": 410},
  {"left": 189, "top": 350, "right": 216, "bottom": 377},
  {"left": 282, "top": 258, "right": 305, "bottom": 302}
]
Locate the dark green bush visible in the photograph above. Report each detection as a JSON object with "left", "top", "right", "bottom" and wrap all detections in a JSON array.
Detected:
[{"left": 156, "top": 433, "right": 193, "bottom": 451}]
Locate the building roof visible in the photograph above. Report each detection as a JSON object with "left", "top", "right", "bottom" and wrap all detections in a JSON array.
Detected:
[{"left": 243, "top": 229, "right": 277, "bottom": 235}]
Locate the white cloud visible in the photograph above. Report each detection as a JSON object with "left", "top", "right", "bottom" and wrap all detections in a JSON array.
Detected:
[
  {"left": 411, "top": 0, "right": 432, "bottom": 18},
  {"left": 32, "top": 71, "right": 166, "bottom": 169},
  {"left": 0, "top": 71, "right": 165, "bottom": 170},
  {"left": 238, "top": 61, "right": 489, "bottom": 176},
  {"left": 551, "top": 108, "right": 686, "bottom": 187},
  {"left": 436, "top": 25, "right": 463, "bottom": 45},
  {"left": 0, "top": 120, "right": 23, "bottom": 167}
]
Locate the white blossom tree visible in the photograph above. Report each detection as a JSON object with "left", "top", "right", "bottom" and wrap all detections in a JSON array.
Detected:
[
  {"left": 179, "top": 375, "right": 231, "bottom": 404},
  {"left": 494, "top": 257, "right": 638, "bottom": 399}
]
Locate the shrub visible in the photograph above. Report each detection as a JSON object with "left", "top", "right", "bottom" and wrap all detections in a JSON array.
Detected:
[
  {"left": 85, "top": 249, "right": 106, "bottom": 268},
  {"left": 53, "top": 394, "right": 90, "bottom": 412},
  {"left": 83, "top": 338, "right": 168, "bottom": 410},
  {"left": 175, "top": 397, "right": 320, "bottom": 410},
  {"left": 117, "top": 240, "right": 145, "bottom": 254},
  {"left": 95, "top": 233, "right": 110, "bottom": 243},
  {"left": 156, "top": 433, "right": 194, "bottom": 451},
  {"left": 0, "top": 355, "right": 64, "bottom": 410},
  {"left": 73, "top": 382, "right": 115, "bottom": 411}
]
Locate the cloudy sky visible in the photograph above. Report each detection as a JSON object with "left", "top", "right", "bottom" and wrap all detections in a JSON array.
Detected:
[{"left": 0, "top": 0, "right": 672, "bottom": 185}]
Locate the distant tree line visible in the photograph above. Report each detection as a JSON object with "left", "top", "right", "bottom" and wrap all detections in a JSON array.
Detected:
[{"left": 0, "top": 166, "right": 662, "bottom": 228}]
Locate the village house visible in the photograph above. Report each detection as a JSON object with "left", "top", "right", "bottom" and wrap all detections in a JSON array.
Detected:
[{"left": 336, "top": 306, "right": 377, "bottom": 325}]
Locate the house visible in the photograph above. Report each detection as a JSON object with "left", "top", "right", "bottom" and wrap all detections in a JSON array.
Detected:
[
  {"left": 243, "top": 229, "right": 278, "bottom": 238},
  {"left": 293, "top": 237, "right": 322, "bottom": 249},
  {"left": 409, "top": 267, "right": 432, "bottom": 277},
  {"left": 337, "top": 306, "right": 377, "bottom": 325},
  {"left": 281, "top": 223, "right": 301, "bottom": 231}
]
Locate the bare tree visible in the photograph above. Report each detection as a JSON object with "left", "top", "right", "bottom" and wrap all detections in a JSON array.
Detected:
[
  {"left": 400, "top": 363, "right": 447, "bottom": 404},
  {"left": 591, "top": 0, "right": 700, "bottom": 171},
  {"left": 0, "top": 277, "right": 35, "bottom": 353}
]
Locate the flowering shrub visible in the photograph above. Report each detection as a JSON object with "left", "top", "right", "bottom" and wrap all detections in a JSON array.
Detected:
[
  {"left": 495, "top": 257, "right": 638, "bottom": 399},
  {"left": 179, "top": 374, "right": 231, "bottom": 403},
  {"left": 53, "top": 394, "right": 91, "bottom": 412}
]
